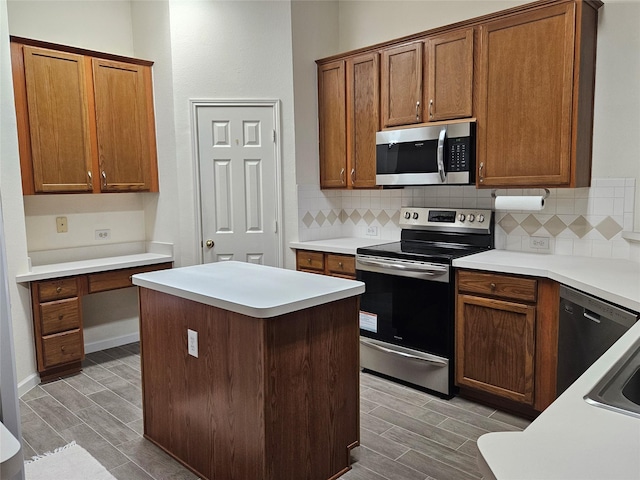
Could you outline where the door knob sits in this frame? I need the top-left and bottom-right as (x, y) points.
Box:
(205, 239), (214, 248)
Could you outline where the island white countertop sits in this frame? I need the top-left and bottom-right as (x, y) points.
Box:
(453, 250), (640, 479)
(452, 250), (640, 312)
(132, 261), (365, 318)
(289, 237), (392, 255)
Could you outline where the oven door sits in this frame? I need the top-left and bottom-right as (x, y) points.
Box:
(356, 255), (454, 396)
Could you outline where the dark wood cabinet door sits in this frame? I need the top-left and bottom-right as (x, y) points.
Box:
(477, 3), (575, 187)
(22, 46), (93, 193)
(93, 59), (155, 192)
(347, 52), (379, 188)
(425, 28), (473, 122)
(381, 42), (423, 127)
(456, 294), (536, 405)
(318, 60), (347, 188)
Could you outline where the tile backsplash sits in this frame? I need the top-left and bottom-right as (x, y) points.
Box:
(297, 178), (636, 260)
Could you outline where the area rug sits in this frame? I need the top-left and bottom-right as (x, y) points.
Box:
(24, 441), (116, 480)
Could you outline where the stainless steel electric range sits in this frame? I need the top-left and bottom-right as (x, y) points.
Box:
(356, 207), (494, 398)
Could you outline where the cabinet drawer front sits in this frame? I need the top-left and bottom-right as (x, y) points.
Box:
(38, 278), (79, 302)
(88, 262), (172, 293)
(42, 330), (83, 368)
(296, 251), (325, 272)
(40, 298), (81, 335)
(458, 271), (537, 302)
(326, 254), (356, 277)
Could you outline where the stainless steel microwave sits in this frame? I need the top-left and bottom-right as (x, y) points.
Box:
(376, 121), (475, 186)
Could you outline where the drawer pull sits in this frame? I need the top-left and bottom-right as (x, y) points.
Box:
(58, 314), (64, 320)
(490, 283), (496, 290)
(307, 258), (312, 264)
(61, 345), (66, 353)
(338, 262), (343, 268)
(56, 286), (62, 293)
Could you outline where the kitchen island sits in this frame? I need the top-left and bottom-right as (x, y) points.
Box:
(131, 261), (365, 480)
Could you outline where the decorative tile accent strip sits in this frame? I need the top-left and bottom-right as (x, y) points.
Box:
(297, 178), (635, 259)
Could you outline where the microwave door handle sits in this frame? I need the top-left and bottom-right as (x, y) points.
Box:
(437, 127), (447, 183)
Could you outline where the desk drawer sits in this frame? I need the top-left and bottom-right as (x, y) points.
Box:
(88, 262), (173, 293)
(40, 297), (81, 335)
(42, 330), (83, 368)
(38, 278), (79, 302)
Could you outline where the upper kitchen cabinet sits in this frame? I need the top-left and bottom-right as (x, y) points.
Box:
(11, 37), (159, 195)
(424, 28), (474, 122)
(14, 46), (94, 193)
(92, 59), (157, 192)
(318, 60), (347, 188)
(476, 1), (602, 188)
(380, 42), (423, 128)
(318, 53), (379, 189)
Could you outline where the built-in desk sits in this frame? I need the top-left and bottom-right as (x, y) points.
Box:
(17, 246), (173, 381)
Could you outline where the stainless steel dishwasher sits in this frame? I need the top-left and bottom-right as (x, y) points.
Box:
(557, 285), (639, 395)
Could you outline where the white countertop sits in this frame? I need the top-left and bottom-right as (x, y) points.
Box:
(289, 237), (392, 255)
(15, 242), (174, 283)
(453, 250), (640, 479)
(131, 261), (365, 318)
(453, 250), (640, 313)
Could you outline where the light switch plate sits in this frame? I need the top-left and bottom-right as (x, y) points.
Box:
(188, 329), (198, 358)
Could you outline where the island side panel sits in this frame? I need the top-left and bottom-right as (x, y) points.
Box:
(264, 296), (360, 480)
(139, 287), (266, 480)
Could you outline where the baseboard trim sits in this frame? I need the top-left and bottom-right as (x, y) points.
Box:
(18, 373), (40, 398)
(85, 333), (140, 354)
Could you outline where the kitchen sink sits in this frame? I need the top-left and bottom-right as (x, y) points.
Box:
(585, 337), (640, 419)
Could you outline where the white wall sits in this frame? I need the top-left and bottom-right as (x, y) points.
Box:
(167, 0), (298, 268)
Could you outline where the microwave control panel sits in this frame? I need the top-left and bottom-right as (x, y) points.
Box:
(447, 137), (471, 172)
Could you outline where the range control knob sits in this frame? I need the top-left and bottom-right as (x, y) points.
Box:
(478, 214), (485, 223)
(468, 214), (476, 223)
(413, 212), (419, 220)
(458, 213), (466, 222)
(404, 211), (411, 219)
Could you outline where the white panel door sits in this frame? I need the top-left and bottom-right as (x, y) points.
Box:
(196, 103), (279, 266)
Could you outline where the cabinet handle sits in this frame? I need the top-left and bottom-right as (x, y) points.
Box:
(351, 168), (355, 184)
(479, 162), (485, 183)
(340, 168), (345, 184)
(58, 314), (64, 320)
(429, 99), (433, 119)
(61, 345), (66, 353)
(87, 171), (92, 188)
(56, 286), (62, 294)
(338, 262), (343, 268)
(490, 283), (496, 290)
(307, 258), (312, 264)
(101, 170), (107, 187)
(415, 101), (421, 121)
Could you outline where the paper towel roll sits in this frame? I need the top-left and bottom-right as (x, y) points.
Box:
(494, 195), (545, 211)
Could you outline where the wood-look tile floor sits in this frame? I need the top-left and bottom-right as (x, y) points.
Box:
(20, 343), (530, 480)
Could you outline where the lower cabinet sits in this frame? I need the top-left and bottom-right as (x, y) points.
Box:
(295, 250), (356, 280)
(455, 270), (559, 412)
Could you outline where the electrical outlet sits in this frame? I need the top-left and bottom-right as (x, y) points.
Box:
(188, 329), (198, 358)
(530, 236), (550, 249)
(95, 229), (111, 241)
(366, 226), (379, 237)
(56, 216), (68, 233)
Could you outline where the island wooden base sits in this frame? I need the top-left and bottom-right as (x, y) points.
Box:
(139, 288), (360, 480)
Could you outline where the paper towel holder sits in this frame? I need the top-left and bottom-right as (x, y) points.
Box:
(490, 188), (550, 199)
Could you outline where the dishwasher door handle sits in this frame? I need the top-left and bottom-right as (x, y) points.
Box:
(584, 310), (601, 324)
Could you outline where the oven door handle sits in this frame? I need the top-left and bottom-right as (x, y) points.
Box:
(357, 257), (447, 275)
(360, 339), (447, 367)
